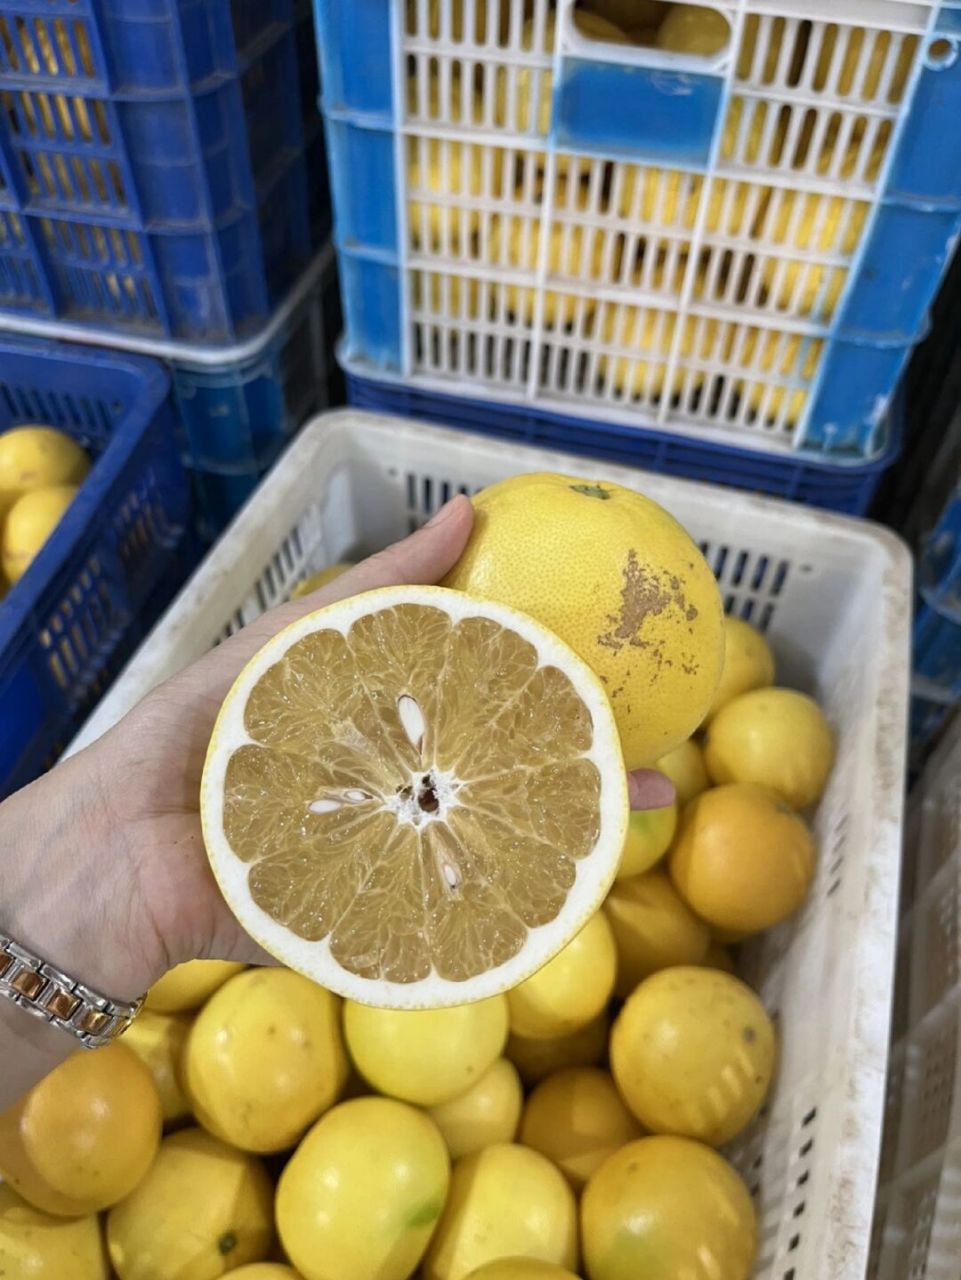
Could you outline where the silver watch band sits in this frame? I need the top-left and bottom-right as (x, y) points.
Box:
(0, 930), (143, 1049)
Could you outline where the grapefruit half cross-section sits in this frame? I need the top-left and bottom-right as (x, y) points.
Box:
(201, 585), (628, 1008)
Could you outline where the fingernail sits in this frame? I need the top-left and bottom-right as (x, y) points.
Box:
(425, 497), (459, 528)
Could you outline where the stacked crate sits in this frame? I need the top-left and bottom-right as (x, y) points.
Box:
(318, 0), (961, 511)
(0, 0), (341, 791)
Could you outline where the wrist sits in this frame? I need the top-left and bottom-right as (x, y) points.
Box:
(0, 745), (163, 1004)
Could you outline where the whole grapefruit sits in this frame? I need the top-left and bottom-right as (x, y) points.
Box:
(443, 473), (724, 767)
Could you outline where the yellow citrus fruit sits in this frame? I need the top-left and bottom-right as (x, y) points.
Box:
(277, 1097), (450, 1280)
(184, 967), (348, 1153)
(730, 327), (823, 427)
(494, 211), (610, 328)
(507, 1011), (610, 1087)
(408, 0), (513, 45)
(467, 1263), (580, 1280)
(581, 1135), (757, 1280)
(408, 139), (505, 256)
(290, 561), (354, 599)
(705, 616), (775, 722)
(444, 473), (723, 769)
(581, 0), (666, 31)
(344, 997), (508, 1106)
(704, 687), (835, 809)
(0, 425), (88, 508)
(603, 867), (710, 997)
(507, 912), (616, 1040)
(656, 3), (730, 54)
(669, 781), (816, 933)
(574, 9), (630, 41)
(2, 484), (78, 583)
(427, 1057), (523, 1159)
(0, 1044), (161, 1216)
(611, 967), (775, 1145)
(757, 189), (869, 319)
(598, 296), (719, 403)
(0, 1181), (107, 1279)
(655, 738), (708, 807)
(201, 585), (628, 1006)
(423, 1143), (578, 1280)
(520, 1067), (641, 1190)
(230, 1268), (303, 1280)
(617, 802), (677, 879)
(144, 960), (245, 1013)
(106, 1128), (273, 1280)
(123, 1009), (193, 1125)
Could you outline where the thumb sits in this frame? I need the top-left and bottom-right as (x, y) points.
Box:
(316, 494), (475, 603)
(627, 769), (676, 810)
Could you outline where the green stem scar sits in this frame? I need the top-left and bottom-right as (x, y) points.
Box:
(570, 484), (611, 500)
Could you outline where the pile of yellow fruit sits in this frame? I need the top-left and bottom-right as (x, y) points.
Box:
(0, 425), (90, 602)
(404, 0), (914, 426)
(0, 566), (834, 1280)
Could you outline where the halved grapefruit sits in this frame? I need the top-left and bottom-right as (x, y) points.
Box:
(201, 586), (628, 1008)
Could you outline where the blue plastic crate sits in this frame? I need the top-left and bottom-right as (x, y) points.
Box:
(908, 688), (955, 774)
(0, 0), (325, 344)
(913, 594), (961, 697)
(0, 336), (192, 799)
(317, 0), (961, 463)
(346, 366), (899, 515)
(918, 487), (961, 614)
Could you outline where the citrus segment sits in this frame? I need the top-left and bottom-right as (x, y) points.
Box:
(201, 586), (628, 1007)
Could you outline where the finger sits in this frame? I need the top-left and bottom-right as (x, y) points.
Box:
(627, 769), (676, 810)
(184, 495), (475, 703)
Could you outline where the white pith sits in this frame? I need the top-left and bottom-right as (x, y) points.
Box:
(201, 584), (628, 1009)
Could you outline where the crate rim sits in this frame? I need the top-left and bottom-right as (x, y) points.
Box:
(0, 339), (173, 656)
(0, 246), (335, 370)
(341, 348), (903, 472)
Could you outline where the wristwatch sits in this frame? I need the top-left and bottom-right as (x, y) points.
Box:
(0, 930), (143, 1049)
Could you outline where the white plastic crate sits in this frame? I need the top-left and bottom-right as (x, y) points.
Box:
(322, 0), (961, 455)
(70, 410), (911, 1280)
(869, 708), (961, 1280)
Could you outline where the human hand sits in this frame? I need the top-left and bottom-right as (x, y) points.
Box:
(1, 493), (675, 1020)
